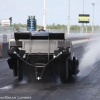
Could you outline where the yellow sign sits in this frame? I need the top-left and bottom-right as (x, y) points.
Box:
(78, 14), (90, 23)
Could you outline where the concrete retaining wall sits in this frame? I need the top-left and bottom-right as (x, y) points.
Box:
(0, 42), (9, 58)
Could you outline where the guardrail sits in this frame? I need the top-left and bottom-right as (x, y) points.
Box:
(0, 34), (14, 42)
(0, 42), (9, 58)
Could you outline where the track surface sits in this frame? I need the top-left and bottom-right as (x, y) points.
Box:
(0, 44), (100, 100)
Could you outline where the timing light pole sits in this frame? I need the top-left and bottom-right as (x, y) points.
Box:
(92, 3), (95, 34)
(82, 0), (84, 33)
(43, 0), (46, 30)
(67, 0), (70, 34)
(83, 0), (84, 14)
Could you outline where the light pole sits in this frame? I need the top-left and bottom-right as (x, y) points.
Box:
(92, 3), (95, 34)
(43, 0), (46, 30)
(83, 0), (84, 14)
(67, 0), (70, 34)
(82, 0), (84, 33)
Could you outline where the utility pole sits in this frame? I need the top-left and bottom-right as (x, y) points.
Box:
(86, 24), (87, 33)
(82, 0), (84, 33)
(92, 3), (95, 34)
(43, 0), (46, 30)
(67, 0), (70, 34)
(83, 0), (84, 14)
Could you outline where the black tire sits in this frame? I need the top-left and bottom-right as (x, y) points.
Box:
(17, 60), (23, 81)
(76, 60), (79, 74)
(68, 59), (73, 77)
(7, 58), (18, 76)
(13, 65), (18, 76)
(61, 59), (69, 82)
(73, 57), (79, 76)
(55, 59), (69, 83)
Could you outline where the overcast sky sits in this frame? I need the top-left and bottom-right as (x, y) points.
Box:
(0, 0), (99, 26)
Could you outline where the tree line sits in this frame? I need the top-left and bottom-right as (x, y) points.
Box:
(13, 23), (100, 32)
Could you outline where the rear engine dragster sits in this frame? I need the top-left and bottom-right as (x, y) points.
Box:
(7, 31), (79, 82)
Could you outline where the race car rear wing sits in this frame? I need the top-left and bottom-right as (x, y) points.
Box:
(14, 32), (64, 40)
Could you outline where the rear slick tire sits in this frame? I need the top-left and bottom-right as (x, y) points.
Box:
(73, 57), (79, 76)
(17, 60), (23, 81)
(56, 59), (69, 83)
